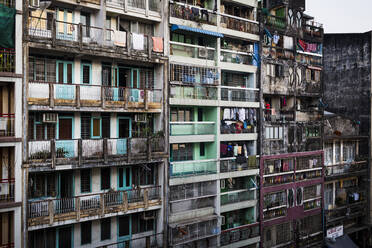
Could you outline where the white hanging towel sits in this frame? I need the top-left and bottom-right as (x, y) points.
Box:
(114, 30), (127, 47)
(132, 33), (144, 50)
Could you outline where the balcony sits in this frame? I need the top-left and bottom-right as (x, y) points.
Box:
(220, 49), (256, 71)
(170, 2), (217, 27)
(220, 14), (259, 39)
(27, 136), (166, 170)
(169, 84), (218, 106)
(0, 178), (14, 204)
(97, 233), (163, 248)
(170, 121), (215, 143)
(170, 41), (216, 66)
(27, 185), (161, 227)
(220, 223), (259, 247)
(0, 48), (15, 74)
(28, 82), (162, 112)
(27, 16), (164, 59)
(169, 217), (219, 246)
(169, 159), (217, 178)
(265, 15), (286, 30)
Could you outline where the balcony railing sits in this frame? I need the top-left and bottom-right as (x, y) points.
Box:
(170, 41), (216, 60)
(169, 218), (219, 245)
(0, 114), (14, 137)
(0, 179), (14, 203)
(220, 49), (253, 65)
(266, 15), (286, 29)
(325, 161), (368, 177)
(27, 136), (166, 167)
(0, 48), (15, 73)
(97, 233), (163, 248)
(220, 223), (259, 246)
(170, 84), (218, 101)
(28, 186), (161, 226)
(28, 16), (164, 55)
(220, 157), (258, 173)
(220, 13), (259, 34)
(170, 122), (215, 136)
(220, 86), (258, 102)
(170, 159), (217, 178)
(28, 82), (162, 110)
(221, 189), (255, 205)
(170, 2), (217, 25)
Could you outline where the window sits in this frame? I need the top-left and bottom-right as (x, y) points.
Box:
(100, 218), (111, 241)
(200, 143), (205, 156)
(92, 117), (101, 138)
(171, 143), (193, 161)
(118, 216), (130, 237)
(81, 63), (91, 84)
(81, 221), (92, 245)
(80, 12), (90, 37)
(80, 169), (91, 193)
(101, 167), (110, 190)
(29, 173), (56, 198)
(81, 114), (91, 139)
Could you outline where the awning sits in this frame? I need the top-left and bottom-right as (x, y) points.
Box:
(171, 24), (223, 38)
(326, 235), (358, 248)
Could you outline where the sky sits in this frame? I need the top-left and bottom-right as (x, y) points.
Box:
(305, 0), (372, 34)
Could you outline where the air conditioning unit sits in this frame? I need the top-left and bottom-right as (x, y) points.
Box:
(135, 114), (147, 123)
(0, 183), (9, 196)
(199, 48), (208, 58)
(29, 0), (40, 7)
(43, 113), (58, 123)
(142, 211), (155, 220)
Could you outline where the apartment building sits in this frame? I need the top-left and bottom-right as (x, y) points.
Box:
(323, 113), (369, 247)
(23, 0), (168, 247)
(0, 0), (23, 247)
(323, 31), (372, 247)
(259, 0), (324, 247)
(167, 0), (260, 247)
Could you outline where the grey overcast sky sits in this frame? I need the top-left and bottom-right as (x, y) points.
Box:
(305, 0), (372, 34)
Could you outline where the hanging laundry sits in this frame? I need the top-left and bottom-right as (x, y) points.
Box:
(238, 108), (245, 122)
(223, 108), (230, 120)
(273, 35), (280, 45)
(132, 33), (144, 50)
(152, 37), (163, 53)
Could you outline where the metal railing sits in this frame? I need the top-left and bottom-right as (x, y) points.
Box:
(220, 86), (258, 102)
(170, 122), (215, 136)
(0, 48), (15, 73)
(27, 136), (166, 165)
(28, 82), (162, 108)
(170, 41), (216, 60)
(170, 2), (217, 25)
(28, 186), (161, 221)
(170, 159), (217, 178)
(221, 190), (255, 205)
(97, 233), (164, 248)
(266, 15), (286, 29)
(169, 84), (218, 101)
(220, 49), (253, 65)
(0, 179), (14, 202)
(220, 13), (259, 34)
(220, 224), (259, 246)
(220, 157), (258, 173)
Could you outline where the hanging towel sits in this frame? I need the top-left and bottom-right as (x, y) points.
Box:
(273, 35), (280, 45)
(114, 30), (127, 47)
(132, 33), (144, 50)
(233, 145), (238, 156)
(238, 108), (245, 122)
(152, 37), (163, 53)
(223, 108), (231, 120)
